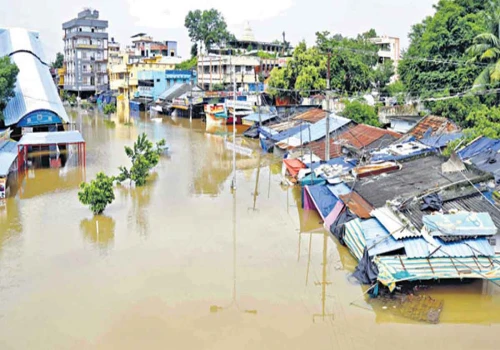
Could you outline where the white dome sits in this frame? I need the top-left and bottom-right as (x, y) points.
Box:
(241, 22), (255, 42)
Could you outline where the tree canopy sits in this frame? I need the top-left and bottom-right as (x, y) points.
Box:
(184, 9), (234, 52)
(51, 52), (64, 69)
(339, 100), (381, 127)
(267, 30), (387, 97)
(0, 56), (19, 120)
(398, 0), (488, 98)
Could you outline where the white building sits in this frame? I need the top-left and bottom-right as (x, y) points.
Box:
(370, 36), (401, 82)
(197, 55), (261, 91)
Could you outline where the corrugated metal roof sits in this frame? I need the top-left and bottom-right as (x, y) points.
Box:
(277, 115), (352, 149)
(18, 131), (84, 146)
(243, 112), (277, 123)
(353, 155), (485, 208)
(158, 83), (189, 101)
(338, 124), (401, 149)
(408, 115), (460, 139)
(362, 218), (405, 257)
(0, 152), (17, 177)
(0, 28), (69, 126)
(344, 219), (367, 261)
(403, 237), (495, 259)
(423, 212), (497, 237)
(339, 191), (373, 219)
(371, 207), (421, 239)
(401, 191), (500, 231)
(292, 108), (328, 123)
(458, 137), (500, 160)
(375, 254), (500, 288)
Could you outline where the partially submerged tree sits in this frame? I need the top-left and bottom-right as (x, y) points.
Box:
(0, 56), (19, 120)
(78, 172), (115, 215)
(117, 133), (166, 187)
(103, 103), (116, 115)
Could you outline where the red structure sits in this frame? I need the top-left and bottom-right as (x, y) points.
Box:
(17, 131), (86, 171)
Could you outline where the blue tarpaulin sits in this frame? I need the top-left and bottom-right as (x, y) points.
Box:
(306, 184), (339, 219)
(423, 212), (497, 237)
(420, 133), (463, 148)
(458, 137), (500, 160)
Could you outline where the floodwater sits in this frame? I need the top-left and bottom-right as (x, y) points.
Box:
(0, 106), (500, 350)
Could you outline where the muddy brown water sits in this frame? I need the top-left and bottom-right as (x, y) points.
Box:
(0, 107), (499, 349)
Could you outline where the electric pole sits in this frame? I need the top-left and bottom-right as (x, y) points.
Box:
(325, 51), (331, 161)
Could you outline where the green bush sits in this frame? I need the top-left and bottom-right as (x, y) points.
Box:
(78, 172), (115, 215)
(103, 103), (116, 115)
(340, 100), (380, 127)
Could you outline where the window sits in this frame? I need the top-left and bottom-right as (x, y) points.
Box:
(156, 79), (160, 82)
(79, 28), (82, 32)
(91, 28), (95, 33)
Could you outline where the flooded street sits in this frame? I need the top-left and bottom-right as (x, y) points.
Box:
(0, 108), (500, 349)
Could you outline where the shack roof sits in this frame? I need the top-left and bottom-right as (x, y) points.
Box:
(18, 131), (85, 146)
(158, 83), (191, 101)
(352, 155), (487, 208)
(276, 115), (352, 149)
(400, 190), (500, 231)
(338, 124), (401, 150)
(0, 149), (17, 177)
(292, 108), (328, 123)
(408, 115), (460, 139)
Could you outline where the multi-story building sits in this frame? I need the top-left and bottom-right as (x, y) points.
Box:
(108, 37), (120, 67)
(62, 9), (109, 96)
(109, 52), (182, 98)
(370, 36), (401, 82)
(128, 33), (177, 58)
(197, 55), (261, 91)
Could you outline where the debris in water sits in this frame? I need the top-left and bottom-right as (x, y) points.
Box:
(372, 294), (443, 324)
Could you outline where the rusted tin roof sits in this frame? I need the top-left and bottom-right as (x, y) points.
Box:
(339, 191), (374, 219)
(306, 138), (343, 160)
(338, 124), (401, 149)
(292, 108), (328, 123)
(409, 115), (460, 139)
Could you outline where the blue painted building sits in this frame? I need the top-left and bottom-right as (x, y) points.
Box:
(138, 70), (197, 99)
(0, 28), (69, 137)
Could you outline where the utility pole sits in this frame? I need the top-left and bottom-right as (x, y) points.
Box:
(189, 70), (193, 123)
(325, 51), (331, 161)
(231, 48), (237, 191)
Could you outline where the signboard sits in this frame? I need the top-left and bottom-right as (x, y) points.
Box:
(22, 127), (33, 135)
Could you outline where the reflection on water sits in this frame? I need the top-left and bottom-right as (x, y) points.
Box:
(0, 106), (500, 349)
(80, 215), (116, 251)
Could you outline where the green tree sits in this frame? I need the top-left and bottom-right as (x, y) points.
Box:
(467, 0), (500, 89)
(211, 83), (225, 91)
(340, 100), (380, 127)
(185, 9), (234, 52)
(51, 52), (64, 69)
(373, 60), (395, 88)
(0, 56), (19, 120)
(190, 43), (198, 58)
(78, 172), (115, 215)
(176, 56), (198, 70)
(103, 103), (116, 115)
(118, 133), (166, 187)
(398, 0), (488, 98)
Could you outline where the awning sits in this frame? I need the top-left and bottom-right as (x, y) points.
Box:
(18, 131), (85, 146)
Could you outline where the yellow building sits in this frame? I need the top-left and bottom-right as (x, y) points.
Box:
(109, 52), (179, 98)
(57, 67), (66, 93)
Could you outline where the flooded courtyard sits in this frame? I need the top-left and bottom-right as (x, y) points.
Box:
(0, 107), (499, 349)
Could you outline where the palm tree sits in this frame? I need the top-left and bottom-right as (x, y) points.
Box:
(467, 0), (500, 89)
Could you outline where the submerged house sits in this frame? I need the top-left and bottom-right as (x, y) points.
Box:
(0, 28), (69, 138)
(300, 150), (500, 291)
